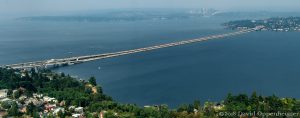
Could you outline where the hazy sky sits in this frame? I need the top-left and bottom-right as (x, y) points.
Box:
(0, 0), (300, 15)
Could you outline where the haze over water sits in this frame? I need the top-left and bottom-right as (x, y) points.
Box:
(1, 11), (300, 107)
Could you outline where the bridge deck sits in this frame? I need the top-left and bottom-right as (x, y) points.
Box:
(1, 27), (260, 69)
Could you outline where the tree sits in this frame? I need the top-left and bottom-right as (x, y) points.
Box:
(137, 107), (160, 118)
(8, 102), (19, 116)
(88, 102), (103, 112)
(159, 105), (170, 118)
(1, 101), (11, 109)
(203, 102), (216, 117)
(26, 102), (36, 116)
(96, 86), (103, 94)
(85, 87), (92, 94)
(61, 73), (65, 77)
(292, 100), (300, 111)
(7, 89), (13, 97)
(33, 111), (40, 118)
(58, 110), (66, 118)
(30, 68), (36, 75)
(104, 111), (117, 118)
(177, 104), (188, 112)
(89, 77), (97, 86)
(225, 93), (233, 104)
(193, 100), (201, 111)
(187, 104), (194, 113)
(47, 112), (54, 118)
(266, 95), (282, 111)
(250, 92), (259, 110)
(13, 90), (21, 99)
(23, 71), (33, 82)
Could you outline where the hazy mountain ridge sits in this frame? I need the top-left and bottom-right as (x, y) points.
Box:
(16, 9), (300, 22)
(16, 9), (219, 22)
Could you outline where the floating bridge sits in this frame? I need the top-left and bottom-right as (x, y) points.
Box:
(1, 27), (263, 70)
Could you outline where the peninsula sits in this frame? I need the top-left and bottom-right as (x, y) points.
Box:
(224, 17), (300, 31)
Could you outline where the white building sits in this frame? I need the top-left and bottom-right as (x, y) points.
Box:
(25, 98), (44, 107)
(72, 114), (81, 118)
(53, 107), (65, 115)
(74, 107), (84, 114)
(0, 89), (8, 99)
(43, 96), (58, 103)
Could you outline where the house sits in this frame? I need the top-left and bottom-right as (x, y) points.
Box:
(144, 105), (151, 108)
(99, 112), (104, 118)
(43, 96), (58, 103)
(213, 103), (224, 110)
(45, 104), (57, 112)
(53, 107), (65, 115)
(69, 106), (76, 110)
(0, 110), (7, 117)
(18, 95), (27, 102)
(0, 89), (8, 99)
(99, 111), (107, 118)
(19, 106), (27, 113)
(0, 98), (12, 102)
(74, 107), (84, 114)
(59, 101), (66, 106)
(33, 93), (43, 98)
(72, 113), (81, 118)
(25, 98), (43, 107)
(193, 108), (199, 113)
(46, 76), (53, 80)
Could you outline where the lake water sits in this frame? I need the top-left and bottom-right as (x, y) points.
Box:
(1, 14), (300, 108)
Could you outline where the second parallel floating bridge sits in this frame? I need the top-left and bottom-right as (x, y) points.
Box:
(2, 26), (264, 69)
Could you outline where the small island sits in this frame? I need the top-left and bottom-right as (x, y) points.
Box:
(224, 17), (300, 31)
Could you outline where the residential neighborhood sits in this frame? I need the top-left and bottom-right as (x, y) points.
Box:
(0, 90), (86, 117)
(224, 17), (300, 32)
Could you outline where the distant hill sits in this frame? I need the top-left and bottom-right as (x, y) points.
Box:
(16, 9), (220, 22)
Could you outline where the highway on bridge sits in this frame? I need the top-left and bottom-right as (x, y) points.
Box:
(1, 27), (262, 70)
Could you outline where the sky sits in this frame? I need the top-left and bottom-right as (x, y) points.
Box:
(0, 0), (300, 16)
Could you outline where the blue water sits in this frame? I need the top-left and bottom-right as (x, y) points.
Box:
(1, 15), (300, 108)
